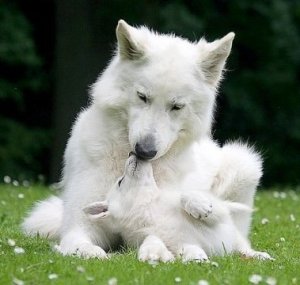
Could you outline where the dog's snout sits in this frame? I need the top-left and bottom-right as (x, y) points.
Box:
(135, 135), (157, 160)
(136, 144), (157, 160)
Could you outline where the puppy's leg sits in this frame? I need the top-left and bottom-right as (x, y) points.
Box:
(138, 235), (174, 263)
(235, 231), (274, 260)
(181, 192), (213, 220)
(211, 142), (262, 237)
(177, 244), (208, 263)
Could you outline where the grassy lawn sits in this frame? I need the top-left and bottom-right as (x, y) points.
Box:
(0, 184), (299, 285)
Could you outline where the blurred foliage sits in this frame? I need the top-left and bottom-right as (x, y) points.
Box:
(157, 0), (300, 186)
(209, 0), (300, 186)
(0, 0), (299, 185)
(0, 2), (51, 181)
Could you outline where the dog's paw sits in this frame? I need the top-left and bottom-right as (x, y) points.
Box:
(179, 244), (208, 263)
(181, 193), (212, 219)
(138, 243), (175, 263)
(55, 242), (108, 259)
(242, 250), (274, 261)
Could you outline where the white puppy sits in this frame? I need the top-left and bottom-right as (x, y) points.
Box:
(83, 154), (273, 262)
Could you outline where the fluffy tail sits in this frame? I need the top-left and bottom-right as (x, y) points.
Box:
(22, 196), (63, 239)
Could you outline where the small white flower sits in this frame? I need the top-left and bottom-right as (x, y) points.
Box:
(53, 244), (61, 252)
(4, 176), (11, 184)
(76, 266), (85, 273)
(12, 277), (24, 285)
(86, 276), (94, 282)
(48, 273), (58, 280)
(38, 174), (45, 182)
(18, 193), (24, 199)
(291, 193), (299, 201)
(266, 276), (277, 285)
(279, 192), (287, 199)
(273, 191), (279, 198)
(22, 180), (30, 187)
(261, 218), (269, 225)
(12, 180), (19, 187)
(198, 280), (209, 285)
(108, 277), (118, 285)
(280, 237), (285, 242)
(249, 274), (262, 284)
(210, 261), (219, 267)
(174, 277), (182, 283)
(147, 259), (159, 267)
(8, 239), (16, 246)
(290, 214), (296, 222)
(48, 259), (54, 264)
(14, 247), (25, 254)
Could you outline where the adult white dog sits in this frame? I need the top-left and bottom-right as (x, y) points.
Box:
(23, 20), (264, 260)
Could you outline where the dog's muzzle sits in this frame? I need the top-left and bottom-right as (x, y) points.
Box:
(135, 135), (157, 160)
(126, 153), (138, 175)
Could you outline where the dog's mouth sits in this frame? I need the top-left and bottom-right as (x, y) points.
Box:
(126, 152), (138, 175)
(125, 152), (153, 180)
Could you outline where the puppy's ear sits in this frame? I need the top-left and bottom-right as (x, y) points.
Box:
(83, 201), (110, 220)
(116, 19), (144, 60)
(198, 32), (235, 87)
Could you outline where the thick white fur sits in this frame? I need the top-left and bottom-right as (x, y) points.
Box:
(22, 196), (63, 239)
(22, 20), (265, 259)
(84, 155), (272, 262)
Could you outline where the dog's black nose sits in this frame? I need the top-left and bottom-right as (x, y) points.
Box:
(135, 135), (157, 160)
(135, 143), (157, 159)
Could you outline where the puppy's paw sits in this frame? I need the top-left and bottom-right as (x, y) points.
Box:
(138, 243), (174, 263)
(242, 250), (274, 261)
(179, 244), (208, 263)
(181, 193), (212, 219)
(55, 242), (108, 259)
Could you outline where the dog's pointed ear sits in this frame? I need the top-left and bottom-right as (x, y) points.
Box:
(116, 19), (144, 60)
(83, 201), (110, 220)
(199, 32), (235, 87)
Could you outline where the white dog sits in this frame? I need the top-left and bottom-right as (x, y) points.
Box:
(22, 20), (266, 260)
(83, 154), (272, 262)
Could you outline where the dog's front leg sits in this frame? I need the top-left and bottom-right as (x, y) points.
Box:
(138, 235), (174, 263)
(55, 225), (108, 259)
(177, 244), (208, 263)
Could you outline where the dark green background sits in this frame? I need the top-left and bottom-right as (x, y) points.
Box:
(1, 0), (299, 187)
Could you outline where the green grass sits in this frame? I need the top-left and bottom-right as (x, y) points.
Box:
(0, 184), (299, 285)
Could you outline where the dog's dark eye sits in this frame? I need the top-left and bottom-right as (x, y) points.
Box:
(137, 91), (148, 103)
(118, 177), (124, 187)
(171, 103), (185, 111)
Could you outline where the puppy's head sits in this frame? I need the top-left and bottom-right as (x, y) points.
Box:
(83, 153), (156, 221)
(119, 152), (156, 188)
